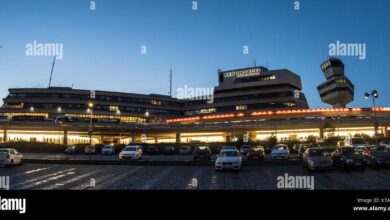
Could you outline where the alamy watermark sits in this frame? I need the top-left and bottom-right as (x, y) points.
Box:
(176, 85), (214, 103)
(329, 40), (366, 60)
(277, 173), (314, 190)
(0, 176), (10, 190)
(26, 41), (64, 59)
(0, 196), (26, 214)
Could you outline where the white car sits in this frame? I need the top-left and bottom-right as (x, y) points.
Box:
(215, 150), (242, 171)
(101, 145), (115, 155)
(119, 145), (142, 160)
(220, 146), (238, 154)
(271, 144), (289, 160)
(0, 148), (23, 166)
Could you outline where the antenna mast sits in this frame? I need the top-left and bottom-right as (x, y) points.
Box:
(48, 56), (56, 88)
(169, 64), (172, 97)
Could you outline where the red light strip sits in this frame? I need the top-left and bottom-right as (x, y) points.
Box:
(165, 107), (389, 123)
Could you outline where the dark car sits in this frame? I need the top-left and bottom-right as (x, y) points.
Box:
(163, 146), (175, 155)
(363, 145), (390, 169)
(64, 145), (79, 154)
(298, 145), (310, 159)
(193, 146), (211, 160)
(247, 146), (265, 160)
(239, 145), (251, 155)
(145, 146), (159, 155)
(331, 147), (367, 170)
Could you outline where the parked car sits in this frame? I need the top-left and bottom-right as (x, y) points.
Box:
(145, 145), (159, 155)
(179, 146), (192, 155)
(239, 145), (251, 155)
(84, 146), (96, 154)
(247, 146), (265, 160)
(0, 148), (23, 166)
(193, 146), (211, 160)
(331, 147), (367, 170)
(64, 145), (79, 154)
(220, 146), (238, 154)
(101, 145), (115, 155)
(302, 148), (333, 171)
(119, 145), (142, 160)
(298, 144), (310, 159)
(271, 144), (289, 160)
(379, 140), (390, 149)
(163, 146), (175, 155)
(363, 145), (390, 169)
(215, 150), (242, 171)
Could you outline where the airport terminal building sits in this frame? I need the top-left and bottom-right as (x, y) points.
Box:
(0, 64), (389, 145)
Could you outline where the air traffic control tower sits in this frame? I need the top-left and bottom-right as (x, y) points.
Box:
(317, 58), (354, 108)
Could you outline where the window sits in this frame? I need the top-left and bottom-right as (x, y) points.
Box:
(236, 105), (247, 110)
(151, 100), (162, 105)
(109, 106), (119, 112)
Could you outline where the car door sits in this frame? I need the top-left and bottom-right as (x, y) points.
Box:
(9, 150), (18, 163)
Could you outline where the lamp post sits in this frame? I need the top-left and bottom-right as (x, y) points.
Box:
(364, 90), (379, 142)
(87, 102), (94, 160)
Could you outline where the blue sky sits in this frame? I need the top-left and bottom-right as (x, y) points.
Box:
(0, 0), (389, 108)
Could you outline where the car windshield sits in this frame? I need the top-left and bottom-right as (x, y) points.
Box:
(250, 147), (263, 152)
(273, 145), (287, 150)
(309, 149), (324, 156)
(124, 147), (136, 151)
(241, 146), (250, 149)
(197, 146), (209, 150)
(103, 146), (111, 149)
(372, 145), (388, 152)
(0, 150), (8, 155)
(220, 151), (239, 157)
(223, 146), (236, 150)
(342, 148), (360, 155)
(180, 146), (189, 149)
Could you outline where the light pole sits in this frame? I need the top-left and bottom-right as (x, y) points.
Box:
(364, 90), (379, 142)
(87, 102), (94, 160)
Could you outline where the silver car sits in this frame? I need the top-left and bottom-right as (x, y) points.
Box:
(302, 147), (333, 171)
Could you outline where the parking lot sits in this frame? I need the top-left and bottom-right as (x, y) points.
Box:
(22, 152), (299, 161)
(2, 163), (390, 190)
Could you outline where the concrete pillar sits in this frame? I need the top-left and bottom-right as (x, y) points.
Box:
(382, 126), (388, 137)
(131, 134), (136, 143)
(3, 129), (7, 143)
(63, 130), (68, 145)
(154, 137), (158, 144)
(101, 135), (105, 144)
(176, 132), (181, 144)
(319, 128), (324, 140)
(249, 132), (257, 142)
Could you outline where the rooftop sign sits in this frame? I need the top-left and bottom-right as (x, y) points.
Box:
(222, 67), (264, 78)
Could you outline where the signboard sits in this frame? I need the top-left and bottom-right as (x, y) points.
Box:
(222, 67), (263, 78)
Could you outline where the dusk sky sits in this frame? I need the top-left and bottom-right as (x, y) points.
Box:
(0, 0), (389, 108)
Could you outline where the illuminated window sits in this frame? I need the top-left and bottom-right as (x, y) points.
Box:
(109, 106), (119, 112)
(151, 100), (162, 105)
(236, 105), (247, 110)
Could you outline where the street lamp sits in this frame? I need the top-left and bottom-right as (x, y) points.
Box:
(87, 101), (94, 160)
(30, 106), (34, 112)
(364, 90), (379, 141)
(57, 107), (62, 113)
